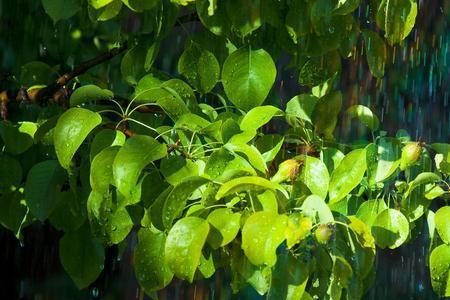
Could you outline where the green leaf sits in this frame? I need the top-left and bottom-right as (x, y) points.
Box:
(90, 146), (120, 191)
(222, 48), (276, 111)
(329, 148), (366, 204)
(224, 142), (267, 173)
(0, 121), (37, 155)
(41, 0), (81, 22)
(216, 176), (277, 199)
(301, 195), (334, 224)
(113, 135), (166, 198)
(429, 244), (450, 297)
(135, 79), (192, 121)
(371, 208), (409, 249)
(240, 105), (282, 131)
(356, 199), (387, 227)
(122, 0), (158, 11)
(196, 0), (230, 35)
(255, 135), (284, 162)
(0, 154), (22, 194)
(435, 206), (450, 244)
(134, 228), (173, 292)
(87, 190), (134, 244)
(299, 155), (330, 199)
(0, 191), (28, 236)
(54, 108), (102, 169)
(160, 156), (202, 185)
(121, 44), (148, 85)
(206, 208), (241, 249)
(404, 172), (441, 199)
(267, 252), (309, 300)
(377, 0), (417, 45)
(225, 0), (261, 36)
(20, 61), (57, 86)
(165, 217), (210, 282)
(178, 42), (220, 94)
(25, 160), (67, 221)
(88, 0), (122, 21)
(162, 176), (210, 228)
(241, 211), (288, 266)
(89, 0), (114, 9)
(345, 105), (379, 131)
(362, 30), (386, 78)
(285, 94), (318, 125)
(59, 225), (105, 289)
(312, 91), (342, 139)
(90, 129), (126, 160)
(367, 137), (401, 184)
(70, 85), (114, 107)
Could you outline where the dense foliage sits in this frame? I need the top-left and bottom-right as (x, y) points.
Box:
(1, 0), (449, 299)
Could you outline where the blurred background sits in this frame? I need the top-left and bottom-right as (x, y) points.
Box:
(1, 0), (449, 299)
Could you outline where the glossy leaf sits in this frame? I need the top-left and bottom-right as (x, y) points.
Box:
(165, 217), (210, 282)
(70, 85), (113, 106)
(345, 105), (379, 131)
(240, 105), (282, 131)
(329, 148), (367, 204)
(134, 228), (173, 293)
(241, 211), (288, 266)
(222, 48), (276, 111)
(371, 209), (409, 249)
(113, 135), (166, 198)
(301, 195), (334, 224)
(216, 176), (277, 200)
(162, 176), (210, 228)
(429, 244), (450, 297)
(54, 108), (102, 169)
(178, 42), (220, 94)
(299, 155), (330, 199)
(435, 206), (450, 244)
(206, 208), (241, 249)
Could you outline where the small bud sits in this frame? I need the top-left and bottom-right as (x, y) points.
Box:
(271, 159), (300, 183)
(400, 142), (423, 170)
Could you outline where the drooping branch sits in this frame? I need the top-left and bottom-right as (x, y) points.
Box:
(35, 42), (128, 101)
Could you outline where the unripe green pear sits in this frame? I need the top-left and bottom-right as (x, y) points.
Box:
(400, 142), (423, 170)
(314, 224), (334, 244)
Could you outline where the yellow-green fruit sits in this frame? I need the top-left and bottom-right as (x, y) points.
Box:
(314, 224), (333, 244)
(400, 142), (423, 170)
(271, 159), (300, 183)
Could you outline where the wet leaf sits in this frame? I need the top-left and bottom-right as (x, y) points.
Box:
(329, 148), (366, 204)
(222, 47), (276, 111)
(371, 208), (409, 249)
(165, 217), (210, 282)
(54, 108), (102, 169)
(241, 211), (288, 266)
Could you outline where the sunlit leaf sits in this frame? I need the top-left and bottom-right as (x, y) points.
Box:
(165, 217), (210, 282)
(54, 108), (102, 169)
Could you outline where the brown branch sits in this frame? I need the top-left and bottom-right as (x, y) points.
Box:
(36, 42), (128, 101)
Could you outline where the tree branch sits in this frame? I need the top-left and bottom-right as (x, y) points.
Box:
(36, 42), (128, 101)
